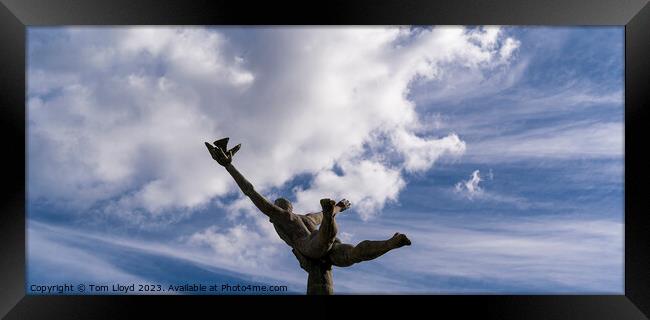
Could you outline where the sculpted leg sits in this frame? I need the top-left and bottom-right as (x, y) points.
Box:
(328, 233), (411, 267)
(299, 207), (339, 259)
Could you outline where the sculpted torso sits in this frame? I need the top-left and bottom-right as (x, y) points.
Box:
(205, 137), (411, 294)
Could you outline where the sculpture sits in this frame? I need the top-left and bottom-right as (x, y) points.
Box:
(205, 137), (411, 295)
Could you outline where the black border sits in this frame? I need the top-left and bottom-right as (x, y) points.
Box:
(1, 0), (649, 318)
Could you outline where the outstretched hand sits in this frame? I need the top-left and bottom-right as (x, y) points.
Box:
(205, 137), (241, 167)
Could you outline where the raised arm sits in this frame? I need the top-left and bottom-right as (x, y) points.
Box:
(205, 138), (287, 220)
(224, 163), (286, 218)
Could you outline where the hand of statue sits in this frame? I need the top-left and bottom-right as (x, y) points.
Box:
(205, 137), (241, 167)
(335, 199), (351, 212)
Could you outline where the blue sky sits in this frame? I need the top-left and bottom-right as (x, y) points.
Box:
(27, 26), (623, 294)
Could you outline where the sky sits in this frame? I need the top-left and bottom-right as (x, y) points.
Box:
(26, 26), (624, 294)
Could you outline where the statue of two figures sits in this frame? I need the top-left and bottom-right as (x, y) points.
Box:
(205, 138), (411, 295)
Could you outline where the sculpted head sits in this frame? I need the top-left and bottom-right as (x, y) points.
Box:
(274, 197), (293, 212)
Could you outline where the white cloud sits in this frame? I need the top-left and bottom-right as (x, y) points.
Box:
(293, 159), (406, 220)
(393, 130), (466, 172)
(26, 27), (624, 294)
(499, 37), (520, 63)
(406, 26), (524, 105)
(454, 169), (536, 208)
(455, 170), (483, 199)
(454, 169), (539, 209)
(187, 223), (281, 268)
(28, 26), (521, 224)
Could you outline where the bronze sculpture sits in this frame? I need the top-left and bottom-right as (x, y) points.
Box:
(205, 138), (411, 295)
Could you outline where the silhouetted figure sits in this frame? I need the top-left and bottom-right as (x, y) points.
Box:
(205, 137), (411, 294)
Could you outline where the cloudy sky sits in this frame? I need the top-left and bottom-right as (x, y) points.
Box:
(27, 26), (624, 294)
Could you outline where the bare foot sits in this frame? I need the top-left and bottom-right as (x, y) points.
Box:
(391, 232), (412, 247)
(320, 198), (336, 217)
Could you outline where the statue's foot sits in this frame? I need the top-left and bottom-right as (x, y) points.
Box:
(320, 198), (336, 217)
(391, 232), (412, 247)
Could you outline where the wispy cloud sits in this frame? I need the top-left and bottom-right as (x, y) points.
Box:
(26, 26), (624, 294)
(28, 220), (306, 291)
(28, 223), (147, 285)
(466, 121), (623, 162)
(29, 210), (623, 294)
(28, 26), (521, 224)
(455, 170), (483, 199)
(331, 214), (623, 293)
(453, 169), (534, 209)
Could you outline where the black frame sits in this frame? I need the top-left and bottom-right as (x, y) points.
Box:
(1, 0), (648, 318)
